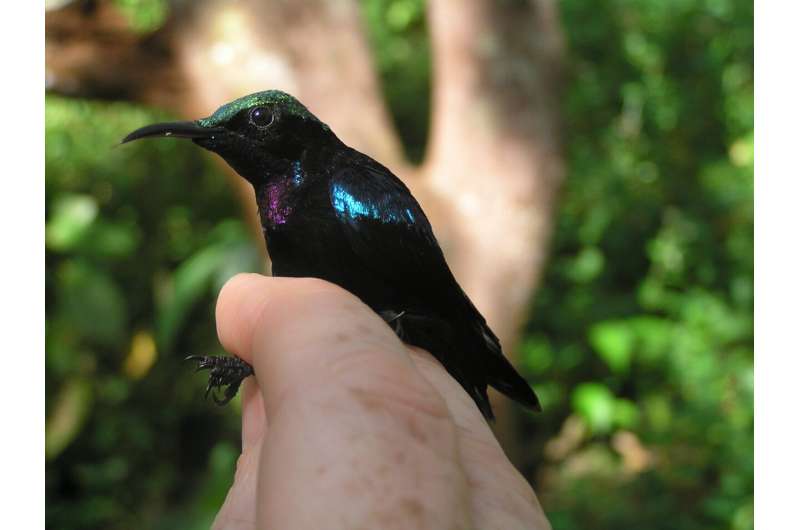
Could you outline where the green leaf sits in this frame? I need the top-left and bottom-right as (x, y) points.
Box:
(79, 220), (141, 259)
(46, 194), (98, 251)
(565, 246), (605, 283)
(729, 133), (754, 168)
(156, 244), (230, 352)
(156, 220), (258, 351)
(572, 382), (616, 434)
(589, 320), (635, 374)
(613, 398), (640, 429)
(59, 261), (128, 348)
(643, 394), (673, 432)
(113, 0), (169, 33)
(519, 335), (554, 375)
(46, 378), (93, 460)
(629, 316), (673, 363)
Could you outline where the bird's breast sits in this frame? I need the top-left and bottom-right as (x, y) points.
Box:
(256, 162), (305, 230)
(260, 181), (294, 228)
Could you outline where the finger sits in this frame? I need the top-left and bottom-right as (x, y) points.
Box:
(211, 446), (261, 530)
(240, 378), (267, 450)
(211, 380), (266, 530)
(215, 274), (473, 530)
(408, 348), (551, 530)
(215, 273), (275, 366)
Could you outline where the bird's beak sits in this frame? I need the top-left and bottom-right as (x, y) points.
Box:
(121, 121), (225, 144)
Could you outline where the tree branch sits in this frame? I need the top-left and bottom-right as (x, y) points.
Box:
(422, 0), (565, 457)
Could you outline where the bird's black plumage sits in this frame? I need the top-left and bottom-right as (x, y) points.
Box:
(123, 90), (540, 420)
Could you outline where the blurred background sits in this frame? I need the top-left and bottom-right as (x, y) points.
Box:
(45, 1), (753, 529)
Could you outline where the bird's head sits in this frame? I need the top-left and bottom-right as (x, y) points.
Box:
(122, 90), (334, 183)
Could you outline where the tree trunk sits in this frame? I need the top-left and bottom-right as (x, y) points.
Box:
(46, 0), (564, 459)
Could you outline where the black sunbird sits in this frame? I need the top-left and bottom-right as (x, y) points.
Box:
(123, 90), (540, 420)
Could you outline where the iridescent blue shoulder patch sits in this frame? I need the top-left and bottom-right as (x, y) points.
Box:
(331, 182), (415, 224)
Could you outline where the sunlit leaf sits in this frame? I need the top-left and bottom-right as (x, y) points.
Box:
(613, 398), (640, 429)
(46, 194), (98, 251)
(643, 394), (673, 432)
(123, 330), (158, 380)
(565, 246), (605, 283)
(113, 0), (169, 33)
(46, 378), (93, 460)
(589, 320), (634, 374)
(519, 335), (554, 375)
(572, 382), (616, 434)
(629, 316), (673, 363)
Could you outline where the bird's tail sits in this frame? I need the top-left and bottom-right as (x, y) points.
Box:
(477, 323), (542, 413)
(484, 348), (542, 412)
(394, 312), (539, 420)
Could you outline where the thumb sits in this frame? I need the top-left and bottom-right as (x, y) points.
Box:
(215, 273), (428, 414)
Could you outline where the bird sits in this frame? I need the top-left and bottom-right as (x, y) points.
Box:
(122, 90), (540, 420)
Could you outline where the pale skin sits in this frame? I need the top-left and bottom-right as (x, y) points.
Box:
(211, 273), (551, 530)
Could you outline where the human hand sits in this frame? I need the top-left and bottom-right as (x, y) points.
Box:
(211, 273), (550, 530)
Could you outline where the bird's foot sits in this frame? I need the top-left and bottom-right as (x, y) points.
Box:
(184, 355), (254, 405)
(380, 309), (407, 339)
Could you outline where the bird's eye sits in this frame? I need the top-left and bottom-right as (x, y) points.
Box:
(248, 107), (274, 129)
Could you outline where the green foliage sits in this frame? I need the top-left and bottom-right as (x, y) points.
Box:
(362, 0), (431, 162)
(45, 1), (752, 529)
(520, 1), (753, 529)
(45, 96), (260, 530)
(113, 0), (168, 33)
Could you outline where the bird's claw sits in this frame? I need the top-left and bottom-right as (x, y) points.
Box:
(185, 355), (254, 406)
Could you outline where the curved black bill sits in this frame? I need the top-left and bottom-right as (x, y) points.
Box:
(121, 121), (224, 144)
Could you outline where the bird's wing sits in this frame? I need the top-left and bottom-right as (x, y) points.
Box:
(328, 161), (448, 301)
(328, 160), (541, 415)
